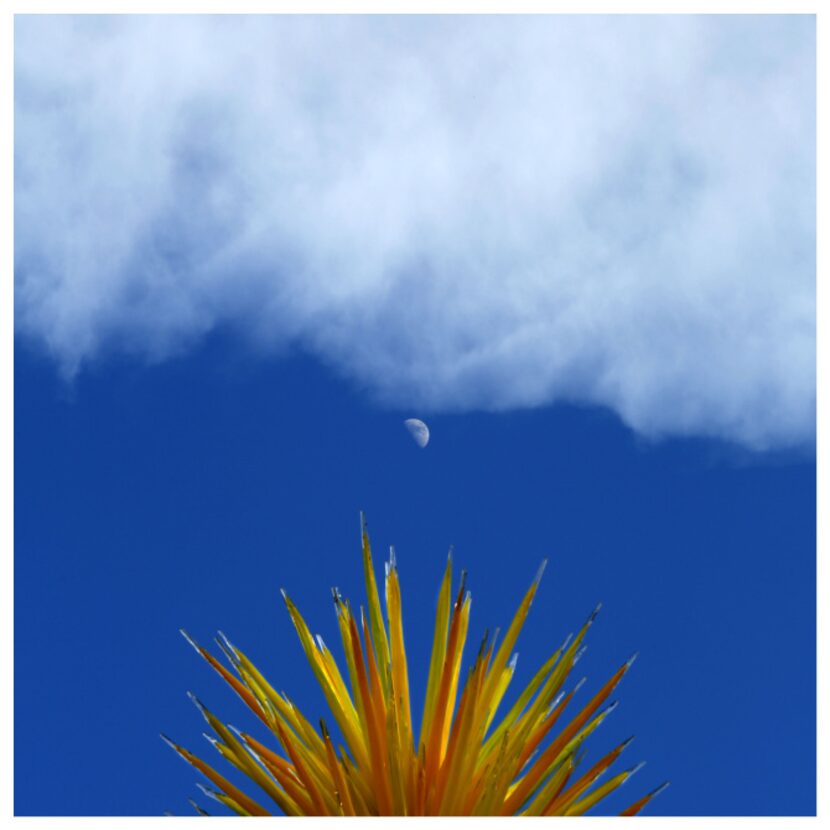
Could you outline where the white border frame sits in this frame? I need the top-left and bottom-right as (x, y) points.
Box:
(2, 1), (823, 824)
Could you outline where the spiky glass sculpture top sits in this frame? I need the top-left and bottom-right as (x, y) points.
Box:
(163, 518), (668, 815)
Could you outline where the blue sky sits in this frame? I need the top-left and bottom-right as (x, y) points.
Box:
(14, 14), (815, 817)
(15, 338), (815, 816)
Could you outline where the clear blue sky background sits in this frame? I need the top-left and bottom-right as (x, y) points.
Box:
(15, 333), (815, 816)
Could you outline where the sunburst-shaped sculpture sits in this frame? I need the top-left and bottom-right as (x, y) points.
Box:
(163, 516), (668, 815)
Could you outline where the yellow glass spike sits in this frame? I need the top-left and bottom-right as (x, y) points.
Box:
(360, 514), (391, 693)
(419, 553), (453, 745)
(564, 767), (633, 816)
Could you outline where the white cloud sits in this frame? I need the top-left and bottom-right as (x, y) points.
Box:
(14, 15), (815, 449)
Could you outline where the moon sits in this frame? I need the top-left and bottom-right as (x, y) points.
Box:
(404, 418), (430, 448)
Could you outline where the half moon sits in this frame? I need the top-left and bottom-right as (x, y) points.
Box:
(404, 418), (430, 448)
